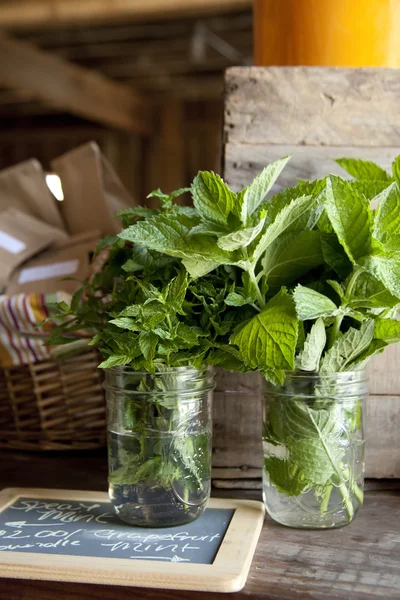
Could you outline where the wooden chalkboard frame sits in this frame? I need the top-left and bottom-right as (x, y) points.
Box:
(0, 487), (265, 593)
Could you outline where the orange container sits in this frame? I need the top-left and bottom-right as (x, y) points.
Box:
(254, 0), (400, 67)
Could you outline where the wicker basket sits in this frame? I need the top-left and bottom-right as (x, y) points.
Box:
(0, 349), (107, 451)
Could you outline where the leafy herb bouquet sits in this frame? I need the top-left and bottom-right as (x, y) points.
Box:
(48, 154), (400, 522)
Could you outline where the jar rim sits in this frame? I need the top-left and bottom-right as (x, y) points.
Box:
(105, 365), (214, 375)
(282, 369), (368, 381)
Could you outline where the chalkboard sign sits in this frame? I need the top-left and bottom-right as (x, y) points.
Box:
(0, 488), (264, 593)
(0, 496), (234, 564)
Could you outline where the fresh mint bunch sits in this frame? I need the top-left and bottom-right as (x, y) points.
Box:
(47, 154), (400, 520)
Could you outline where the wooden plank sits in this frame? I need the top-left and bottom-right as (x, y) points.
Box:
(0, 488), (399, 599)
(213, 371), (262, 472)
(212, 468), (262, 479)
(368, 344), (400, 395)
(224, 143), (399, 192)
(0, 35), (153, 135)
(0, 0), (252, 30)
(213, 479), (262, 490)
(224, 66), (400, 147)
(365, 395), (400, 479)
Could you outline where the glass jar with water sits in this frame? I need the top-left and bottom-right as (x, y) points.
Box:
(105, 366), (214, 527)
(262, 371), (366, 528)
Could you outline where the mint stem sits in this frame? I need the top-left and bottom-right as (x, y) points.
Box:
(249, 268), (265, 309)
(328, 314), (343, 349)
(352, 482), (364, 505)
(336, 480), (354, 521)
(320, 483), (333, 514)
(328, 266), (363, 349)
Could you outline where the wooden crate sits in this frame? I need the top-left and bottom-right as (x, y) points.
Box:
(212, 66), (400, 488)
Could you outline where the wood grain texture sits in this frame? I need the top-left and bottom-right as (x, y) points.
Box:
(224, 67), (400, 147)
(0, 487), (398, 599)
(0, 0), (252, 29)
(368, 344), (400, 395)
(0, 35), (153, 134)
(224, 143), (398, 192)
(365, 396), (400, 478)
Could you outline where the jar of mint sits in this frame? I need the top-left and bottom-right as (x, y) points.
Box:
(105, 365), (214, 527)
(262, 371), (366, 528)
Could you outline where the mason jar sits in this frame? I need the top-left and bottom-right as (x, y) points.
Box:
(104, 366), (214, 527)
(262, 371), (367, 529)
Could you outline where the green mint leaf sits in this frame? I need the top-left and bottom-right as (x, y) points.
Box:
(181, 259), (219, 278)
(138, 331), (158, 361)
(191, 171), (235, 226)
(225, 291), (252, 307)
(349, 338), (387, 370)
(190, 222), (227, 236)
(118, 305), (167, 329)
(321, 234), (353, 278)
(110, 317), (140, 331)
(147, 187), (190, 210)
(374, 319), (400, 343)
(260, 179), (326, 227)
(298, 318), (326, 372)
(265, 398), (344, 486)
(326, 280), (346, 302)
(288, 402), (344, 485)
(347, 179), (392, 200)
(262, 230), (323, 293)
(116, 206), (158, 219)
(320, 320), (375, 373)
(165, 269), (188, 313)
(236, 156), (291, 224)
(373, 182), (400, 241)
(98, 354), (132, 368)
(360, 252), (400, 298)
(231, 290), (298, 372)
(94, 235), (118, 256)
(217, 216), (266, 251)
(347, 270), (400, 309)
(293, 285), (339, 320)
(253, 194), (319, 263)
(393, 156), (400, 185)
(381, 233), (400, 252)
(176, 323), (200, 345)
(119, 214), (233, 271)
(264, 457), (308, 497)
(335, 158), (390, 181)
(122, 246), (174, 273)
(325, 176), (373, 263)
(118, 214), (190, 255)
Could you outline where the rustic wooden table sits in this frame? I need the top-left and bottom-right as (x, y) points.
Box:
(0, 450), (399, 600)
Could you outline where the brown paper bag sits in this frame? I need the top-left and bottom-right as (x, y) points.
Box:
(6, 236), (99, 296)
(0, 208), (67, 291)
(0, 159), (66, 231)
(52, 229), (102, 251)
(51, 141), (133, 237)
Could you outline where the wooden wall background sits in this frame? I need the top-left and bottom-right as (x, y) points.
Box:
(0, 10), (252, 203)
(214, 66), (400, 488)
(0, 100), (222, 206)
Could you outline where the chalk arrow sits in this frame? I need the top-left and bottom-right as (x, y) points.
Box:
(171, 555), (190, 562)
(129, 555), (190, 562)
(5, 521), (61, 528)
